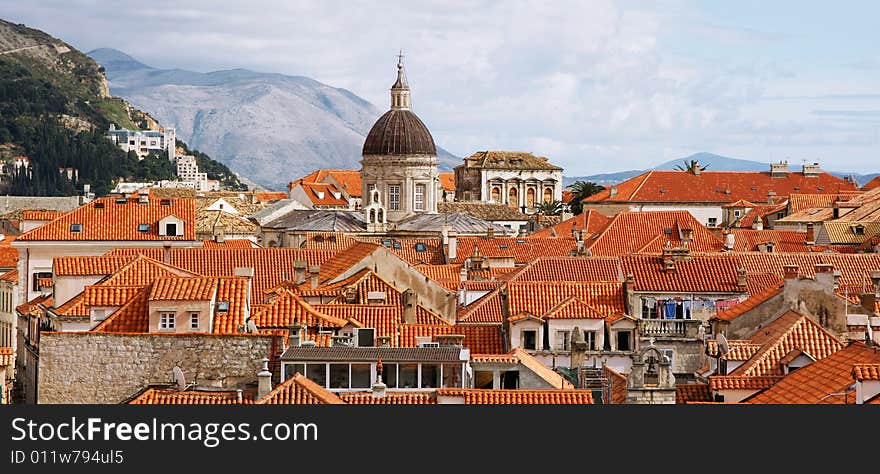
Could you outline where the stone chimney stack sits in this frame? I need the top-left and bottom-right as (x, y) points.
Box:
(724, 231), (735, 251)
(814, 263), (834, 289)
(806, 222), (815, 246)
(233, 267), (254, 319)
(293, 260), (307, 284)
(447, 232), (458, 261)
(783, 264), (799, 281)
(257, 358), (272, 399)
(570, 326), (587, 369)
(402, 288), (417, 324)
(308, 265), (321, 289)
(860, 293), (877, 314)
(736, 267), (748, 290)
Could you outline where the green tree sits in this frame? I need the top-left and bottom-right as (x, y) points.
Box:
(566, 180), (604, 215)
(674, 159), (709, 174)
(535, 200), (564, 216)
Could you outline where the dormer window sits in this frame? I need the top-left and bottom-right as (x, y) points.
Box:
(165, 222), (178, 236)
(217, 301), (229, 312)
(115, 198), (127, 204)
(70, 223), (82, 233)
(415, 242), (427, 252)
(160, 199), (171, 206)
(854, 225), (865, 236)
(138, 224), (150, 233)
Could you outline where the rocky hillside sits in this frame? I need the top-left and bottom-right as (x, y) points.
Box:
(0, 19), (244, 195)
(89, 48), (461, 191)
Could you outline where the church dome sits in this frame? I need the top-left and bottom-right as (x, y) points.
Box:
(362, 109), (437, 156)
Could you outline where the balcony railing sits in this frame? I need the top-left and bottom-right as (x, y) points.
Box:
(639, 319), (704, 339)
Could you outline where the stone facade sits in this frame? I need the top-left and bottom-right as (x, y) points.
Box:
(454, 151), (564, 214)
(37, 333), (275, 404)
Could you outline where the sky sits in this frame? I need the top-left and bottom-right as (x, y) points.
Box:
(2, 0), (879, 176)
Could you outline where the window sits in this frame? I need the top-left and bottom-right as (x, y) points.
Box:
(217, 301), (229, 312)
(382, 363), (398, 388)
(583, 331), (596, 351)
(398, 363), (418, 388)
(32, 271), (52, 289)
(190, 312), (199, 330)
(351, 364), (371, 388)
(159, 312), (176, 330)
(421, 364), (439, 388)
(283, 363), (305, 380)
(707, 217), (718, 226)
(641, 298), (658, 319)
(526, 188), (536, 207)
(617, 331), (632, 351)
(776, 212), (785, 219)
(306, 364), (327, 387)
(165, 223), (178, 236)
(662, 349), (675, 367)
(329, 364), (350, 389)
(854, 226), (865, 235)
(556, 330), (571, 351)
(522, 330), (537, 350)
(70, 223), (82, 233)
(543, 188), (553, 203)
(388, 185), (401, 210)
(414, 184), (425, 211)
(508, 187), (518, 206)
(415, 242), (427, 252)
(490, 187), (500, 202)
(733, 210), (741, 218)
(442, 364), (462, 388)
(138, 224), (150, 232)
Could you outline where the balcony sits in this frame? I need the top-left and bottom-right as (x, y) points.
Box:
(639, 319), (704, 339)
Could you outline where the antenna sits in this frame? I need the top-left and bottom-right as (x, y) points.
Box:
(172, 366), (186, 391)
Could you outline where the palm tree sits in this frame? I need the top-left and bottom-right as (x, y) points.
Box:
(674, 159), (709, 174)
(566, 180), (604, 215)
(535, 200), (564, 216)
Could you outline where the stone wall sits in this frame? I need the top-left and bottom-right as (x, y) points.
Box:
(38, 333), (275, 404)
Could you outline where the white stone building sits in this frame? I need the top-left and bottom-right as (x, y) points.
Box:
(454, 151), (564, 214)
(106, 125), (176, 161)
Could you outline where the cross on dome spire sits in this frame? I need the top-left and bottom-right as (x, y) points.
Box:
(390, 49), (411, 110)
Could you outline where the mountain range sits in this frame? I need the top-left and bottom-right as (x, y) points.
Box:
(88, 48), (460, 191)
(565, 152), (880, 188)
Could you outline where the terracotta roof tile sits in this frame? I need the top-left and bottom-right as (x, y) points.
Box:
(436, 388), (593, 404)
(451, 237), (579, 264)
(862, 176), (880, 191)
(722, 341), (763, 361)
(0, 269), (17, 282)
(256, 373), (345, 404)
(853, 364), (880, 381)
(21, 210), (66, 221)
(250, 290), (348, 329)
(788, 192), (862, 213)
(201, 239), (259, 248)
(254, 191), (288, 203)
(16, 195), (196, 241)
(92, 289), (150, 333)
(712, 283), (783, 322)
(708, 375), (782, 391)
(439, 172), (455, 192)
(16, 294), (52, 316)
(543, 296), (607, 320)
(507, 256), (623, 282)
(293, 169), (363, 197)
(359, 236), (445, 265)
(675, 384), (713, 404)
(53, 256), (136, 276)
(530, 209), (611, 239)
(314, 304), (449, 346)
(460, 281), (626, 323)
(728, 229), (814, 252)
(586, 211), (724, 255)
(316, 242), (380, 283)
(340, 392), (437, 404)
(729, 310), (844, 377)
(604, 366), (628, 404)
(733, 253), (880, 296)
(746, 342), (880, 403)
(585, 170), (857, 204)
(148, 277), (217, 301)
(621, 254), (744, 293)
(212, 277), (250, 334)
(129, 388), (252, 404)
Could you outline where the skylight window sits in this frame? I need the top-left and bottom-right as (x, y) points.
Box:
(392, 241), (402, 250)
(414, 243), (427, 252)
(515, 239), (526, 244)
(70, 223), (82, 233)
(160, 199), (172, 206)
(138, 224), (150, 232)
(498, 244), (509, 249)
(663, 228), (673, 235)
(115, 198), (127, 204)
(217, 301), (230, 312)
(381, 239), (392, 247)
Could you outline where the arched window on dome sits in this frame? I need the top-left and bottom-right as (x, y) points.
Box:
(543, 188), (553, 203)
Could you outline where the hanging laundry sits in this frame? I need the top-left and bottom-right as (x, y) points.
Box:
(666, 300), (677, 320)
(682, 299), (693, 319)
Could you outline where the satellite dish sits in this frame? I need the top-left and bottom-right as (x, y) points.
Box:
(246, 320), (258, 334)
(172, 366), (186, 391)
(716, 333), (730, 356)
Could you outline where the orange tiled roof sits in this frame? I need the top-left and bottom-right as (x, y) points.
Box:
(316, 242), (380, 283)
(530, 209), (611, 239)
(451, 237), (579, 265)
(129, 388), (252, 404)
(359, 236), (445, 265)
(862, 176), (880, 191)
(733, 253), (880, 297)
(542, 296), (607, 320)
(254, 191), (288, 203)
(675, 384), (713, 404)
(712, 283), (783, 322)
(436, 388), (593, 404)
(853, 364), (880, 381)
(316, 304), (449, 345)
(439, 172), (455, 192)
(708, 375), (782, 391)
(586, 211), (724, 255)
(735, 203), (787, 229)
(92, 289), (150, 333)
(340, 392), (437, 404)
(53, 255), (136, 276)
(148, 277), (217, 301)
(0, 269), (17, 282)
(294, 169), (363, 198)
(728, 229), (814, 252)
(201, 239), (259, 249)
(584, 169), (857, 204)
(213, 277), (250, 334)
(0, 347), (13, 366)
(460, 281), (626, 323)
(722, 341), (763, 361)
(21, 210), (66, 221)
(508, 256), (623, 282)
(256, 373), (345, 404)
(471, 353), (518, 364)
(16, 195), (196, 241)
(295, 232), (358, 251)
(788, 192), (862, 213)
(16, 294), (52, 316)
(746, 342), (880, 404)
(621, 254), (744, 293)
(297, 182), (348, 207)
(399, 324), (504, 353)
(729, 310), (844, 377)
(250, 290), (348, 329)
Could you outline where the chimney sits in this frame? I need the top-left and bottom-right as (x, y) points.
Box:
(802, 162), (820, 178)
(233, 267), (254, 314)
(460, 266), (468, 283)
(871, 271), (880, 294)
(783, 264), (799, 281)
(287, 325), (301, 347)
(806, 222), (815, 245)
(257, 358), (272, 399)
(770, 161), (789, 178)
(609, 186), (618, 198)
(236, 388), (243, 403)
(753, 218), (763, 231)
(138, 193), (150, 205)
(570, 326), (587, 368)
(215, 227), (226, 244)
(814, 263), (834, 289)
(693, 164), (701, 176)
(308, 265), (320, 289)
(680, 228), (694, 243)
(163, 245), (171, 264)
(736, 267), (747, 290)
(860, 293), (877, 314)
(663, 254), (676, 273)
(487, 227), (495, 239)
(724, 231), (735, 251)
(372, 357), (387, 399)
(402, 288), (417, 324)
(447, 232), (458, 261)
(833, 204), (840, 219)
(293, 260), (307, 284)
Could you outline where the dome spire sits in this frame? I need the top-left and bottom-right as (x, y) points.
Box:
(390, 49), (411, 110)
